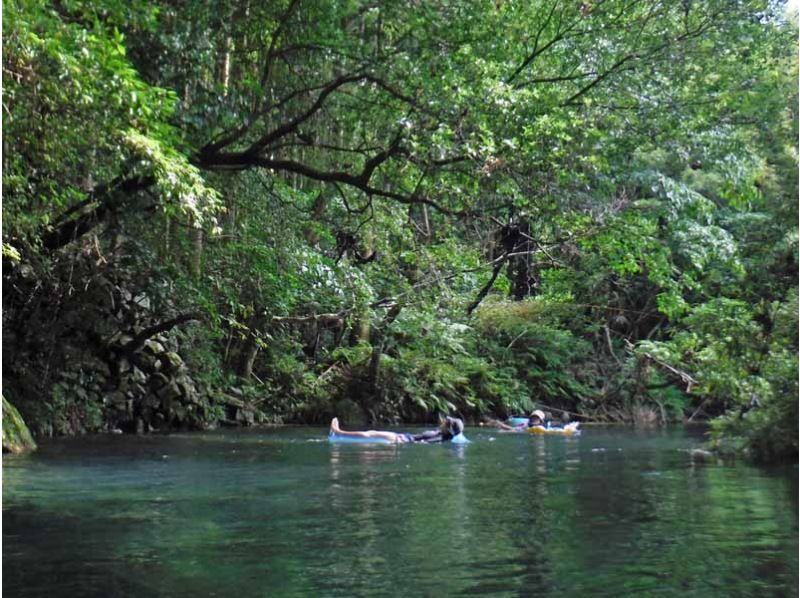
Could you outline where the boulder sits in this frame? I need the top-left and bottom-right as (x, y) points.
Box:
(236, 408), (255, 425)
(131, 366), (147, 384)
(159, 351), (184, 373)
(219, 393), (245, 408)
(690, 448), (715, 463)
(118, 358), (132, 375)
(148, 372), (170, 390)
(131, 293), (151, 310)
(156, 381), (182, 406)
(143, 339), (165, 354)
(173, 405), (187, 423)
(132, 352), (157, 373)
(175, 375), (197, 398)
(2, 397), (37, 454)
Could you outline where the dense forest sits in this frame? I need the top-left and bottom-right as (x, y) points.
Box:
(3, 0), (797, 462)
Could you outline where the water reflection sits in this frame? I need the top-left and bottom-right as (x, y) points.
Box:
(3, 428), (797, 597)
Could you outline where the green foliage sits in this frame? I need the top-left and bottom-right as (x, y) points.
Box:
(709, 346), (798, 462)
(124, 131), (221, 224)
(707, 288), (799, 461)
(380, 312), (493, 417)
(474, 299), (594, 407)
(3, 243), (22, 264)
(3, 0), (182, 239)
(636, 288), (798, 460)
(2, 0), (796, 462)
(32, 379), (106, 437)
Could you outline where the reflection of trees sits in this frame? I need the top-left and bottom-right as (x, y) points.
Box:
(324, 444), (404, 594)
(564, 437), (798, 595)
(449, 435), (576, 594)
(4, 431), (797, 596)
(325, 441), (493, 595)
(463, 444), (551, 593)
(658, 466), (798, 595)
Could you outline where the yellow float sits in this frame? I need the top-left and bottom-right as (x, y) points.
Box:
(527, 422), (581, 436)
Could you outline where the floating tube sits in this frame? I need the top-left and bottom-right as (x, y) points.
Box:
(328, 433), (393, 444)
(328, 432), (471, 444)
(507, 417), (529, 427)
(527, 422), (581, 436)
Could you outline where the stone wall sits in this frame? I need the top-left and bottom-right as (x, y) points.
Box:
(3, 245), (229, 437)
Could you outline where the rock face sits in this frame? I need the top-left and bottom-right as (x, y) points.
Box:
(2, 247), (221, 438)
(2, 397), (37, 453)
(101, 331), (209, 434)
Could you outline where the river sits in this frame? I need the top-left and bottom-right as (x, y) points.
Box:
(3, 425), (797, 597)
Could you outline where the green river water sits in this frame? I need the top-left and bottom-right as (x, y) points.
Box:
(3, 425), (797, 597)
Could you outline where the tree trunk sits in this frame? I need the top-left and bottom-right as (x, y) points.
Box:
(366, 305), (401, 395)
(349, 308), (371, 346)
(164, 213), (172, 255)
(508, 220), (537, 300)
(237, 311), (267, 379)
(218, 34), (232, 96)
(190, 226), (203, 278)
(303, 192), (327, 246)
(239, 340), (259, 380)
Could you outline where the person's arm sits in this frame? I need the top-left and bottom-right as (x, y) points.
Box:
(412, 430), (445, 443)
(484, 418), (516, 431)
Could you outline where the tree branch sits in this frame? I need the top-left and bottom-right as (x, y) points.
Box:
(466, 253), (508, 315)
(121, 312), (202, 356)
(200, 73), (367, 157)
(42, 175), (155, 253)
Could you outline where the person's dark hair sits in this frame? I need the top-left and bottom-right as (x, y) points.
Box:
(445, 416), (464, 437)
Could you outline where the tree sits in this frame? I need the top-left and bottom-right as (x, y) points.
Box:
(2, 0), (796, 459)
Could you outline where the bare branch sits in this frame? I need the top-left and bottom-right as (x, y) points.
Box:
(42, 175), (155, 252)
(258, 0), (302, 93)
(121, 312), (202, 356)
(507, 1), (564, 84)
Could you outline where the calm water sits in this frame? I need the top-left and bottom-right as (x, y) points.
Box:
(3, 426), (797, 597)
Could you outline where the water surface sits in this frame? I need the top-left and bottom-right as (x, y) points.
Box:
(3, 426), (797, 597)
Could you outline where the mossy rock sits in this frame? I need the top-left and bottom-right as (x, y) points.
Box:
(2, 397), (37, 454)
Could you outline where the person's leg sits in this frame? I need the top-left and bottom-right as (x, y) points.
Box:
(330, 417), (402, 443)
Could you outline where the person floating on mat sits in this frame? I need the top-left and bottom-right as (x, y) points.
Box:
(330, 415), (466, 444)
(482, 409), (547, 431)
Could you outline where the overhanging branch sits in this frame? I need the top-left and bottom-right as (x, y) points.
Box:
(120, 312), (203, 356)
(42, 175), (155, 253)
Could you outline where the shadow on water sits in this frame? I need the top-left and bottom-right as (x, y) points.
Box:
(3, 426), (798, 597)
